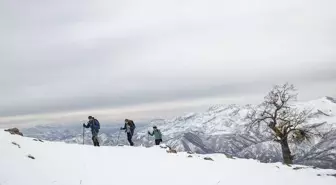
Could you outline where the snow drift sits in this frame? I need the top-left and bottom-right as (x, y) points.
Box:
(1, 130), (336, 185)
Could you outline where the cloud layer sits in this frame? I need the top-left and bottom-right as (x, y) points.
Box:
(1, 0), (335, 126)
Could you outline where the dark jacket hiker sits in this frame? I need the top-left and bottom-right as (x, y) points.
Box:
(120, 119), (136, 146)
(148, 126), (162, 145)
(83, 116), (100, 147)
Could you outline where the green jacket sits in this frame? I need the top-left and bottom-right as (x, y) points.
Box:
(148, 129), (162, 140)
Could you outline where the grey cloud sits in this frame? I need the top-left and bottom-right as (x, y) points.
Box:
(1, 64), (335, 117)
(1, 0), (336, 123)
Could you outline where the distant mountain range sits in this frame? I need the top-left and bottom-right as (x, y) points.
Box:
(22, 97), (336, 169)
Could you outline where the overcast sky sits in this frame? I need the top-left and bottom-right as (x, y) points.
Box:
(1, 0), (336, 128)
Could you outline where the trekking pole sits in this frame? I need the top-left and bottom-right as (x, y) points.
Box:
(147, 132), (150, 147)
(116, 129), (121, 146)
(83, 125), (85, 145)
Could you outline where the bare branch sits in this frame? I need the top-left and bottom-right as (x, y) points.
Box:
(246, 83), (319, 165)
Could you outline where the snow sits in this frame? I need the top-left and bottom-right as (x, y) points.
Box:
(144, 97), (336, 149)
(20, 97), (336, 169)
(1, 130), (335, 185)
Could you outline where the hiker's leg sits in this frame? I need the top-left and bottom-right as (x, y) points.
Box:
(92, 130), (99, 147)
(94, 134), (100, 147)
(92, 136), (96, 146)
(127, 133), (132, 145)
(95, 137), (100, 146)
(130, 137), (134, 146)
(155, 139), (159, 145)
(94, 137), (99, 146)
(127, 133), (134, 146)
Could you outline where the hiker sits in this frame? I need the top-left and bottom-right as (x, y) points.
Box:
(120, 119), (136, 146)
(83, 116), (100, 147)
(148, 126), (162, 145)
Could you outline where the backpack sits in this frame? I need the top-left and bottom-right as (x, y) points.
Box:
(129, 120), (136, 130)
(156, 129), (162, 138)
(93, 119), (100, 130)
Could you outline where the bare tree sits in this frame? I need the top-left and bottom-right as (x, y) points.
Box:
(246, 83), (321, 164)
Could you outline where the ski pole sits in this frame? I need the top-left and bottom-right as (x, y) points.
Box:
(83, 124), (85, 145)
(147, 132), (150, 147)
(116, 129), (121, 146)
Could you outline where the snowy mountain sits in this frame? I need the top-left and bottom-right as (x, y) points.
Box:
(135, 97), (336, 168)
(1, 130), (336, 185)
(23, 123), (147, 146)
(22, 97), (336, 169)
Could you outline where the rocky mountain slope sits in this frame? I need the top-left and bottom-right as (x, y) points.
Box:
(23, 97), (336, 169)
(138, 97), (336, 169)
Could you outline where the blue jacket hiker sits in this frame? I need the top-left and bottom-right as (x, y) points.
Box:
(83, 116), (100, 147)
(148, 126), (162, 145)
(120, 119), (136, 146)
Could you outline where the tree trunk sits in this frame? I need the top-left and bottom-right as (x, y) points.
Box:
(280, 139), (293, 164)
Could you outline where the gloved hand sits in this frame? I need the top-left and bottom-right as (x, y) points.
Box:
(83, 123), (85, 127)
(147, 131), (150, 135)
(120, 127), (123, 130)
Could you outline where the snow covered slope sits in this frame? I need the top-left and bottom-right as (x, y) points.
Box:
(133, 97), (336, 169)
(22, 97), (336, 169)
(1, 130), (336, 185)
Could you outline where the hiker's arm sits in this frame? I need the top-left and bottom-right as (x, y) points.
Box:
(120, 124), (126, 130)
(83, 123), (90, 128)
(148, 131), (153, 136)
(83, 120), (92, 128)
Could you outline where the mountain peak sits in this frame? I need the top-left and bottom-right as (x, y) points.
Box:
(325, 96), (336, 103)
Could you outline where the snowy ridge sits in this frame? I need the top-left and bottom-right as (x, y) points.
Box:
(1, 130), (336, 185)
(23, 97), (336, 169)
(137, 97), (336, 168)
